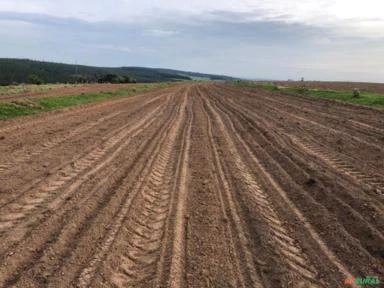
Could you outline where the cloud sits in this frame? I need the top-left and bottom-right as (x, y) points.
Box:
(0, 5), (383, 82)
(96, 44), (132, 53)
(1, 0), (383, 38)
(145, 28), (178, 37)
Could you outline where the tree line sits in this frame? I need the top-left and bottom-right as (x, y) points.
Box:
(0, 59), (190, 85)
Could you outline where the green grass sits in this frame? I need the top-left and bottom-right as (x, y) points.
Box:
(233, 81), (280, 91)
(0, 83), (77, 96)
(0, 83), (170, 120)
(232, 81), (384, 107)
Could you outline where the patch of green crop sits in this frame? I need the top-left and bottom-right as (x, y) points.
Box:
(232, 81), (279, 91)
(0, 83), (171, 120)
(0, 102), (42, 119)
(284, 87), (384, 106)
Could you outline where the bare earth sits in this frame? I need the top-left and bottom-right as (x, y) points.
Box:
(0, 82), (383, 288)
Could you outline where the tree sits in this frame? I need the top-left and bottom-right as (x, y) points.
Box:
(28, 74), (43, 85)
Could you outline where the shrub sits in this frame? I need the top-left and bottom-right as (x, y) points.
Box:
(28, 74), (43, 85)
(353, 88), (361, 98)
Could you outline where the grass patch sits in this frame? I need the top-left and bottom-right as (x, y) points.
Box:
(0, 83), (77, 96)
(233, 81), (279, 91)
(0, 83), (170, 120)
(231, 81), (384, 107)
(283, 87), (384, 106)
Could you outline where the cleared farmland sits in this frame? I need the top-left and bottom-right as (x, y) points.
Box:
(0, 82), (382, 287)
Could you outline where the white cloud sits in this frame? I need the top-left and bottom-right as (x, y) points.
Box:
(1, 0), (383, 34)
(146, 28), (178, 37)
(0, 0), (383, 82)
(96, 44), (132, 53)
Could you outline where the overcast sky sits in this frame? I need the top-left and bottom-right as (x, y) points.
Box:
(0, 1), (383, 81)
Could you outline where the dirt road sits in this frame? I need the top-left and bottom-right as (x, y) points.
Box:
(0, 82), (382, 287)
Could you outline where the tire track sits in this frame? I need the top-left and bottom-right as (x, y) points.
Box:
(209, 86), (384, 235)
(289, 135), (384, 196)
(166, 89), (192, 288)
(0, 86), (169, 135)
(0, 94), (166, 206)
(265, 103), (383, 150)
(76, 90), (189, 288)
(0, 92), (167, 174)
(0, 82), (381, 287)
(204, 91), (357, 287)
(217, 84), (383, 151)
(221, 91), (384, 179)
(0, 110), (122, 174)
(0, 95), (127, 135)
(220, 83), (384, 139)
(0, 91), (180, 287)
(0, 100), (167, 240)
(0, 95), (166, 205)
(107, 141), (174, 288)
(198, 92), (263, 288)
(208, 86), (384, 274)
(202, 95), (325, 287)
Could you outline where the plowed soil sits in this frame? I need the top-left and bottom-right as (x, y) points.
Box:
(0, 82), (383, 288)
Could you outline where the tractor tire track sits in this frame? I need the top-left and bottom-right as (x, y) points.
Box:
(289, 135), (384, 196)
(206, 85), (384, 276)
(0, 86), (172, 135)
(197, 91), (264, 288)
(0, 89), (181, 287)
(220, 83), (384, 139)
(211, 86), (384, 220)
(76, 89), (189, 288)
(0, 100), (167, 238)
(0, 91), (166, 175)
(0, 82), (382, 287)
(209, 85), (384, 220)
(201, 92), (325, 288)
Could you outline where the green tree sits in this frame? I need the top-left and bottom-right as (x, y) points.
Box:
(28, 74), (43, 85)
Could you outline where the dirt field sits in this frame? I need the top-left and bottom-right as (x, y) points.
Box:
(0, 82), (383, 287)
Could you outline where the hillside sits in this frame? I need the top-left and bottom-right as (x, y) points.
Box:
(0, 59), (236, 85)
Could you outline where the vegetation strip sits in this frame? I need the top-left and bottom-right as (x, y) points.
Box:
(0, 83), (170, 119)
(232, 81), (384, 107)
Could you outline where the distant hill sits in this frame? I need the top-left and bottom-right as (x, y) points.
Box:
(0, 59), (236, 85)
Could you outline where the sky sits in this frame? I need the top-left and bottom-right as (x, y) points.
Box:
(0, 0), (383, 82)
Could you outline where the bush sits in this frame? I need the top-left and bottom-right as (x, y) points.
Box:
(28, 74), (43, 85)
(353, 88), (361, 98)
(294, 87), (310, 94)
(97, 74), (134, 84)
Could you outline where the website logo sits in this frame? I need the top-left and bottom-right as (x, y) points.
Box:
(344, 276), (380, 286)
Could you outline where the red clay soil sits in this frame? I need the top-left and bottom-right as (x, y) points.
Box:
(0, 82), (382, 287)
